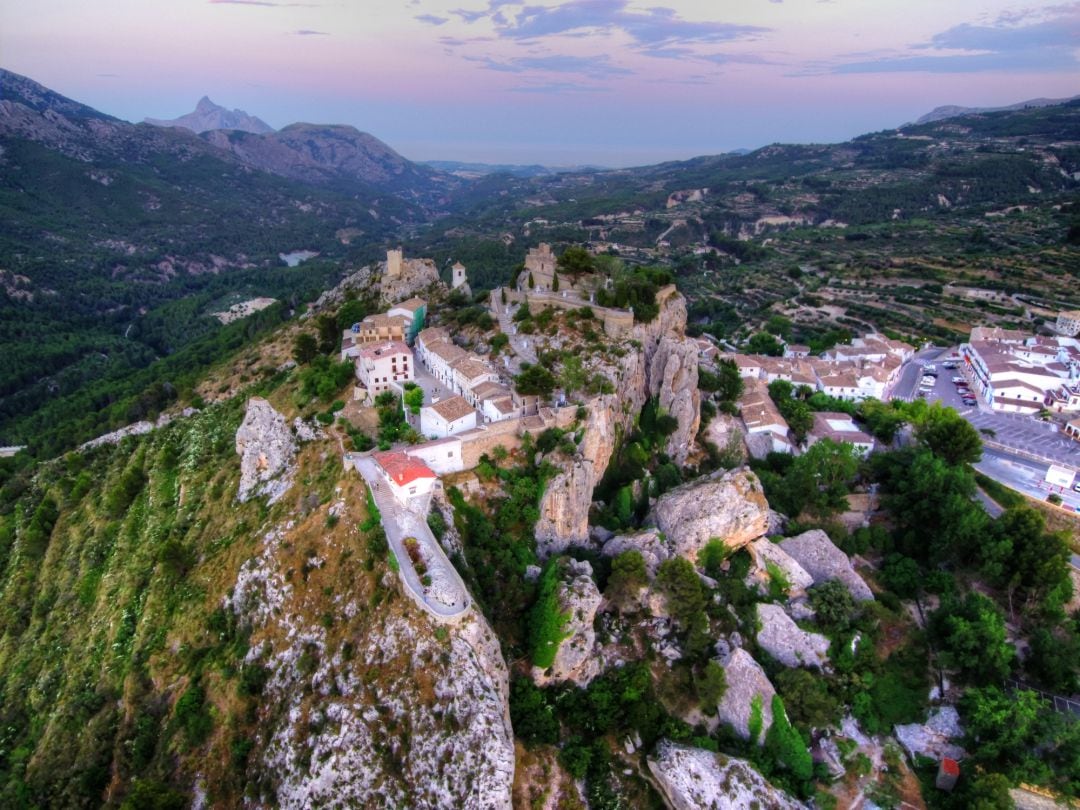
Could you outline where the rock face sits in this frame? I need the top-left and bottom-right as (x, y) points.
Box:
(647, 468), (770, 560)
(650, 336), (701, 465)
(379, 255), (442, 307)
(535, 460), (595, 556)
(755, 603), (830, 669)
(648, 741), (804, 810)
(748, 538), (814, 597)
(533, 558), (602, 686)
(230, 525), (515, 809)
(235, 397), (297, 503)
(779, 530), (874, 602)
(895, 706), (966, 763)
(716, 648), (776, 741)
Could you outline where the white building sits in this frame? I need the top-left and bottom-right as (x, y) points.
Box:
(420, 395), (478, 438)
(962, 332), (1078, 413)
(482, 395), (519, 423)
(1056, 310), (1080, 337)
(808, 412), (875, 457)
(355, 340), (413, 398)
(405, 438), (464, 475)
(452, 357), (500, 400)
(738, 378), (793, 456)
(373, 450), (437, 503)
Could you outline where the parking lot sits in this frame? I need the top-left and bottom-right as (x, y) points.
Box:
(913, 354), (1080, 468)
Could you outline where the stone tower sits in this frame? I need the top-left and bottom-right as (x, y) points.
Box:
(386, 248), (403, 278)
(451, 261), (468, 289)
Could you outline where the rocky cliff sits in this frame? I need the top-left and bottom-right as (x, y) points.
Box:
(235, 397), (297, 503)
(145, 96), (274, 134)
(535, 289), (702, 555)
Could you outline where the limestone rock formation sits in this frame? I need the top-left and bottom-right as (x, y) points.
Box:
(650, 336), (701, 465)
(601, 528), (668, 577)
(235, 397), (297, 503)
(533, 558), (602, 686)
(380, 255), (442, 306)
(647, 468), (769, 560)
(534, 460), (595, 556)
(779, 529), (874, 602)
(716, 648), (776, 741)
(895, 706), (966, 763)
(648, 741), (804, 810)
(755, 603), (831, 669)
(230, 524), (514, 809)
(747, 538), (814, 598)
(144, 95), (274, 134)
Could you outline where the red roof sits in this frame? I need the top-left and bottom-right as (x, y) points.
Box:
(374, 451), (436, 486)
(940, 758), (960, 776)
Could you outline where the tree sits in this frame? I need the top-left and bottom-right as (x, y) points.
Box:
(931, 593), (1015, 684)
(699, 359), (743, 402)
(656, 557), (710, 656)
(557, 245), (595, 278)
(765, 314), (792, 339)
(336, 299), (369, 331)
(987, 507), (1073, 618)
(551, 272), (560, 292)
(403, 386), (424, 415)
(317, 313), (339, 355)
(916, 403), (983, 466)
(774, 668), (840, 732)
(809, 580), (857, 634)
(514, 364), (556, 397)
(764, 695), (813, 782)
(694, 659), (727, 706)
(559, 355), (587, 396)
(605, 551), (647, 612)
(293, 333), (318, 365)
(747, 331), (784, 356)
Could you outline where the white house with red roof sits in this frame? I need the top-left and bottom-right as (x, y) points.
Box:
(373, 450), (437, 502)
(355, 340), (414, 399)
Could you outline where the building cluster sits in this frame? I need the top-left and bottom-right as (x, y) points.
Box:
(722, 333), (912, 459)
(960, 326), (1080, 415)
(725, 333), (915, 402)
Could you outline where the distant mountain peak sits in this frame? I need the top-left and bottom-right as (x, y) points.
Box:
(913, 95), (1080, 125)
(144, 97), (274, 135)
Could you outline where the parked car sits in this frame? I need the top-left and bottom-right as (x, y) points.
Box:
(951, 376), (965, 383)
(922, 375), (937, 384)
(962, 398), (977, 406)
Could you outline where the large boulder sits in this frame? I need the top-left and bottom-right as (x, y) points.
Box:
(647, 468), (769, 560)
(779, 529), (874, 602)
(533, 559), (602, 686)
(755, 603), (830, 669)
(716, 648), (776, 741)
(534, 459), (595, 557)
(894, 706), (966, 763)
(235, 397), (296, 503)
(648, 741), (804, 810)
(748, 538), (814, 598)
(601, 528), (668, 577)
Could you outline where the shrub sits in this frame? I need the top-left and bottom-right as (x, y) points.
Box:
(529, 560), (571, 669)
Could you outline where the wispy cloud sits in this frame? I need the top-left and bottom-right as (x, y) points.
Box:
(509, 80), (609, 93)
(208, 0), (319, 7)
(293, 29), (328, 35)
(831, 6), (1080, 74)
(472, 53), (632, 78)
(416, 13), (449, 25)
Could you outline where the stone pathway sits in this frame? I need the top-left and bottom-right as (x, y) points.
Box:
(491, 295), (537, 367)
(353, 456), (471, 622)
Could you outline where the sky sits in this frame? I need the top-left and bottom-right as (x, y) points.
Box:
(2, 0), (1079, 166)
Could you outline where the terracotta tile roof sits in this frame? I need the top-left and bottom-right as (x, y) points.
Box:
(374, 451), (436, 486)
(418, 326), (451, 346)
(428, 341), (468, 365)
(429, 395), (475, 422)
(358, 341), (411, 361)
(452, 357), (496, 381)
(390, 297), (426, 313)
(471, 381), (510, 401)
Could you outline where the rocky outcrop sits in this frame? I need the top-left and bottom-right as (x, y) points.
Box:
(747, 538), (814, 598)
(601, 528), (668, 577)
(534, 460), (595, 556)
(533, 558), (602, 686)
(231, 522), (514, 809)
(650, 336), (701, 465)
(716, 648), (776, 741)
(755, 603), (830, 669)
(779, 530), (874, 602)
(380, 255), (442, 306)
(235, 397), (297, 503)
(308, 264), (377, 314)
(145, 95), (274, 134)
(647, 468), (769, 560)
(894, 706), (966, 763)
(648, 741), (804, 810)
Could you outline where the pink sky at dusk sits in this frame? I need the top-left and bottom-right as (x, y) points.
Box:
(2, 0), (1078, 165)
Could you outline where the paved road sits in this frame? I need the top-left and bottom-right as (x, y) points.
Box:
(354, 456), (471, 621)
(976, 447), (1080, 511)
(890, 346), (949, 401)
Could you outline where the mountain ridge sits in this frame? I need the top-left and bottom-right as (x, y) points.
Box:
(144, 95), (274, 134)
(914, 94), (1080, 125)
